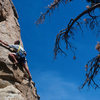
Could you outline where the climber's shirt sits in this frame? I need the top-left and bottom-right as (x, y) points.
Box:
(9, 44), (26, 58)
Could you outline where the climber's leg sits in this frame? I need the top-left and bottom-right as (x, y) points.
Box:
(22, 63), (32, 81)
(8, 53), (18, 64)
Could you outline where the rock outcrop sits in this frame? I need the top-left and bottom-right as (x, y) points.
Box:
(0, 0), (40, 100)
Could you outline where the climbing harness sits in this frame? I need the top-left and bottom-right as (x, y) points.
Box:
(17, 45), (21, 53)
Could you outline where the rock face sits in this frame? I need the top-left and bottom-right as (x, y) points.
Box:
(0, 0), (40, 100)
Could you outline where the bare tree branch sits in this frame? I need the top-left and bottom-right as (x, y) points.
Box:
(80, 54), (100, 89)
(54, 3), (100, 58)
(36, 0), (72, 24)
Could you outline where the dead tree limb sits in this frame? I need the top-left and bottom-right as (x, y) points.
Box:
(54, 3), (100, 58)
(80, 54), (100, 89)
(36, 0), (72, 24)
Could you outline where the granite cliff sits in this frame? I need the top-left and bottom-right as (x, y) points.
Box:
(0, 0), (39, 100)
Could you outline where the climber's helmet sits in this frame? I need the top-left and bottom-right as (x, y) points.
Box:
(14, 40), (20, 45)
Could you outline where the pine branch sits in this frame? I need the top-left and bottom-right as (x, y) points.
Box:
(36, 0), (72, 24)
(54, 3), (100, 57)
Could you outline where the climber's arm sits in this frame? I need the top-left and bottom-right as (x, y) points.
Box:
(0, 40), (9, 46)
(9, 45), (15, 48)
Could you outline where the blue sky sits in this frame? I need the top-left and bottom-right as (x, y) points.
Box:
(13, 0), (100, 100)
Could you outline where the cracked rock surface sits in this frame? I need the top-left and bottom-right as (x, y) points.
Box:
(0, 0), (40, 100)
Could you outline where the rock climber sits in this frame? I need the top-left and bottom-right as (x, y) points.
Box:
(0, 40), (32, 81)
